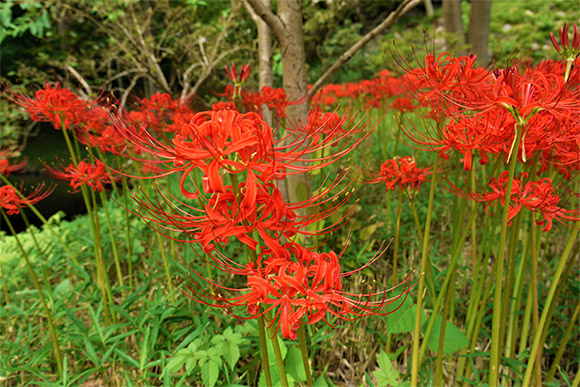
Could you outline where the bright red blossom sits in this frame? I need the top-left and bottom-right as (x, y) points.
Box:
(369, 157), (431, 192)
(14, 83), (91, 130)
(0, 184), (53, 215)
(470, 171), (580, 231)
(46, 160), (115, 192)
(177, 241), (414, 340)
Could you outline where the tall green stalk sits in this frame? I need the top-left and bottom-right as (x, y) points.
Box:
(386, 189), (403, 354)
(546, 302), (580, 383)
(298, 325), (313, 387)
(90, 189), (116, 324)
(229, 173), (276, 386)
(99, 190), (124, 287)
(489, 124), (523, 387)
(408, 199), (436, 299)
(121, 178), (135, 289)
(522, 225), (579, 386)
(2, 210), (63, 377)
(410, 154), (438, 386)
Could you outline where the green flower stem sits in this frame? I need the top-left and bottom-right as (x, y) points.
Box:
(298, 324), (313, 387)
(499, 212), (523, 348)
(408, 198), (436, 301)
(2, 210), (63, 377)
(434, 277), (451, 387)
(456, 213), (494, 380)
(392, 190), (403, 289)
(121, 178), (134, 289)
(99, 190), (124, 287)
(386, 189), (403, 354)
(257, 313), (273, 386)
(166, 175), (179, 286)
(529, 213), (542, 386)
(410, 154), (439, 387)
(469, 166), (478, 274)
(90, 189), (116, 324)
(265, 309), (289, 387)
(419, 201), (480, 366)
(573, 366), (580, 387)
(564, 58), (573, 83)
(153, 228), (175, 303)
(546, 302), (580, 382)
(499, 211), (524, 386)
(1, 260), (9, 305)
(0, 175), (81, 267)
(489, 124), (523, 387)
(229, 173), (273, 386)
(504, 215), (531, 361)
(517, 284), (534, 356)
(462, 255), (499, 385)
(385, 190), (393, 234)
(60, 122), (80, 166)
(522, 225), (579, 386)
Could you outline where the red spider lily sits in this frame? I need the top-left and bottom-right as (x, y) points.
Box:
(224, 64), (251, 85)
(0, 148), (27, 176)
(260, 86), (291, 119)
(172, 110), (278, 197)
(0, 183), (54, 215)
(176, 241), (415, 340)
(304, 111), (347, 136)
(467, 171), (580, 231)
(212, 101), (237, 112)
(114, 107), (371, 190)
(46, 159), (116, 192)
(125, 92), (193, 133)
(401, 53), (491, 107)
(11, 83), (91, 130)
(391, 97), (419, 113)
(131, 167), (358, 257)
(75, 105), (128, 154)
(368, 156), (431, 193)
(550, 23), (580, 60)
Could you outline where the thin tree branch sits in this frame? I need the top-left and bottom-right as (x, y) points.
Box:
(121, 73), (146, 108)
(65, 65), (92, 97)
(246, 0), (286, 39)
(307, 0), (421, 100)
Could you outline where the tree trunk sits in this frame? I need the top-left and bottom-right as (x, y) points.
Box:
(468, 0), (492, 66)
(244, 0), (287, 197)
(424, 0), (434, 17)
(243, 0), (274, 125)
(442, 0), (465, 52)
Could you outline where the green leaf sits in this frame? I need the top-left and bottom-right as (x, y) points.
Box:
(385, 298), (422, 334)
(200, 358), (220, 387)
(258, 366), (296, 387)
(219, 340), (240, 369)
(372, 350), (399, 386)
(313, 375), (329, 387)
(285, 346), (307, 382)
(211, 334), (225, 345)
(166, 352), (188, 374)
(53, 279), (71, 297)
(424, 316), (468, 354)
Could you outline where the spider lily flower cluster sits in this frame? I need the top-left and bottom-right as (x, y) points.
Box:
(113, 89), (414, 339)
(368, 156), (431, 194)
(5, 66), (414, 340)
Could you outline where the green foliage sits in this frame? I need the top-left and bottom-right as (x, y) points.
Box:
(372, 350), (407, 387)
(385, 297), (423, 335)
(0, 0), (51, 43)
(423, 316), (468, 355)
(167, 325), (249, 386)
